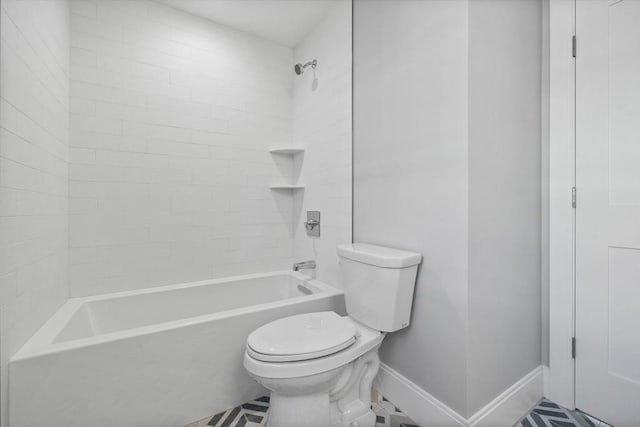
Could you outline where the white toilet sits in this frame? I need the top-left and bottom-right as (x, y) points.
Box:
(243, 243), (422, 427)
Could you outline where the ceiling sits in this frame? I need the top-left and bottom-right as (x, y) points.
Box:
(153, 0), (341, 47)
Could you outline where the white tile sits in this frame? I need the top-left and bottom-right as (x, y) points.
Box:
(291, 2), (352, 288)
(71, 0), (97, 18)
(0, 0), (70, 422)
(72, 14), (122, 41)
(68, 0), (301, 296)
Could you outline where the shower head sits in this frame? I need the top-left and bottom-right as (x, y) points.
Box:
(294, 59), (317, 75)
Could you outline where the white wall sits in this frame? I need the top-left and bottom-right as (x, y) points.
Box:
(354, 0), (542, 418)
(0, 0), (70, 423)
(292, 1), (352, 287)
(467, 0), (542, 415)
(353, 0), (470, 415)
(68, 0), (295, 296)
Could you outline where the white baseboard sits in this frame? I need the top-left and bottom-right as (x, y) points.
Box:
(374, 363), (544, 427)
(467, 366), (543, 427)
(373, 363), (467, 427)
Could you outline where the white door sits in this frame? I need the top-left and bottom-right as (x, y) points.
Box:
(576, 1), (640, 425)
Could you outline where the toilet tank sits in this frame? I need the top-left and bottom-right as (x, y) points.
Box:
(337, 243), (422, 332)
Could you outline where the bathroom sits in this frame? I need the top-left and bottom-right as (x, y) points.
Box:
(0, 0), (637, 426)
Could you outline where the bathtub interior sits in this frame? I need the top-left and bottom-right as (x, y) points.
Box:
(54, 274), (323, 344)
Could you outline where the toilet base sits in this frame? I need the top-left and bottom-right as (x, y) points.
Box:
(260, 349), (381, 427)
(268, 392), (332, 427)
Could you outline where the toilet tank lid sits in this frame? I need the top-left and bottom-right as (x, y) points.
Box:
(337, 243), (422, 268)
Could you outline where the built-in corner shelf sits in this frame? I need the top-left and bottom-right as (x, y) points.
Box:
(269, 147), (304, 155)
(268, 147), (304, 191)
(269, 184), (305, 190)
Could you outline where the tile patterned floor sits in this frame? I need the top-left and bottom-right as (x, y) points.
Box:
(519, 399), (613, 427)
(183, 390), (419, 427)
(185, 395), (613, 427)
(183, 395), (269, 427)
(371, 390), (419, 427)
(575, 410), (613, 427)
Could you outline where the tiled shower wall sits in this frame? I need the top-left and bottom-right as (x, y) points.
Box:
(68, 0), (295, 296)
(292, 1), (352, 287)
(0, 0), (70, 423)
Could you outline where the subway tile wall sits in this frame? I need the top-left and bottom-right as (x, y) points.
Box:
(292, 2), (353, 287)
(0, 0), (70, 423)
(0, 1), (351, 423)
(68, 0), (296, 296)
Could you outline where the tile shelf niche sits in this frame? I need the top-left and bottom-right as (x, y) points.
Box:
(269, 148), (304, 155)
(269, 147), (304, 190)
(269, 184), (305, 190)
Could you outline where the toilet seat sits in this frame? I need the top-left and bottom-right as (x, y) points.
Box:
(247, 312), (357, 362)
(244, 315), (384, 379)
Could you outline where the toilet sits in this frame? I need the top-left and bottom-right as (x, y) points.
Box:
(243, 243), (422, 427)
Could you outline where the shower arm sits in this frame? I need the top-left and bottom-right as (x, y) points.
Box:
(294, 59), (318, 75)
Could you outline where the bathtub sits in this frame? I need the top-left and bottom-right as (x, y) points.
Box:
(9, 271), (345, 427)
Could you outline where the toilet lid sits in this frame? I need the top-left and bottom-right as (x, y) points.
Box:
(247, 312), (357, 362)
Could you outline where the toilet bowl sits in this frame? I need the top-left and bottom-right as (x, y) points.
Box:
(244, 312), (384, 427)
(243, 243), (422, 427)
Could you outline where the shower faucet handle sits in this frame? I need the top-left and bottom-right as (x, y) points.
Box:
(304, 211), (320, 237)
(304, 219), (319, 230)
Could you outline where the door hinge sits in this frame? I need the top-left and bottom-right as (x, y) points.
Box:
(572, 187), (577, 208)
(572, 337), (576, 359)
(572, 35), (577, 58)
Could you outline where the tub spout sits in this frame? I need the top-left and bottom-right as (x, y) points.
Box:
(293, 260), (316, 272)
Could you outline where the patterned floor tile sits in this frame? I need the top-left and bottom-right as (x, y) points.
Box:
(209, 396), (269, 427)
(371, 390), (419, 427)
(574, 410), (613, 427)
(521, 399), (584, 426)
(185, 396), (269, 427)
(519, 399), (613, 427)
(184, 390), (420, 427)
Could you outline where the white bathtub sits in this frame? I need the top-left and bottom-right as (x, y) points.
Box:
(9, 271), (345, 427)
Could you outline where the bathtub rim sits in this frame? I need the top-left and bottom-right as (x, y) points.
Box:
(12, 270), (342, 362)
